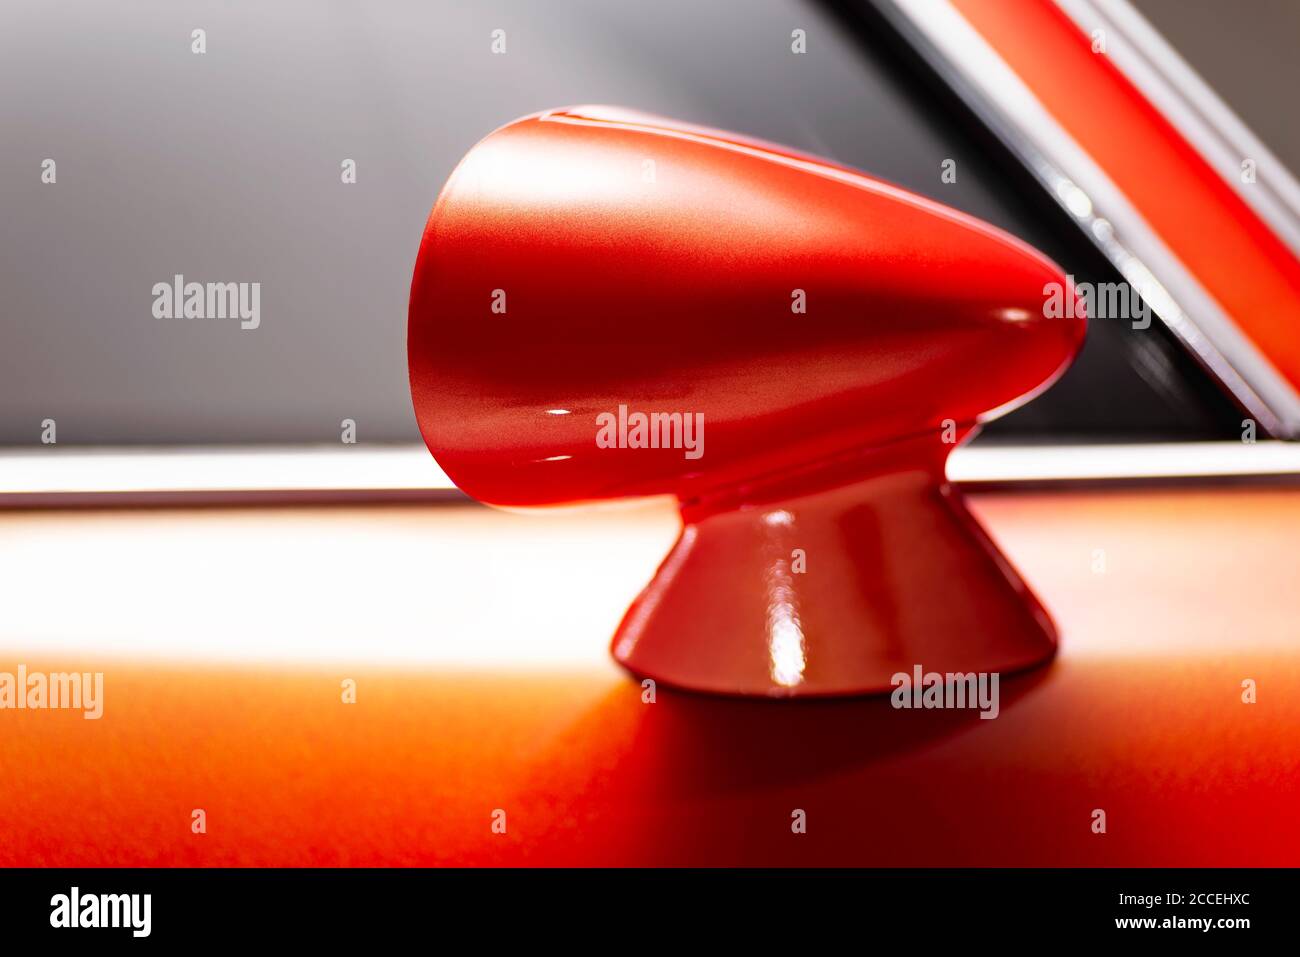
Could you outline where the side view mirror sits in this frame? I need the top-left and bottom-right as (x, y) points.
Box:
(409, 106), (1086, 697)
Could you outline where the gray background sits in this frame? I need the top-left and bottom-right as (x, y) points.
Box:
(0, 0), (1280, 445)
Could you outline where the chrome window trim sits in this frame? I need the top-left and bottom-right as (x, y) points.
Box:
(1057, 0), (1300, 258)
(873, 0), (1300, 438)
(0, 442), (1297, 506)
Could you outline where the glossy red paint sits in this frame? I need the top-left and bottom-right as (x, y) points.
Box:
(409, 106), (1086, 695)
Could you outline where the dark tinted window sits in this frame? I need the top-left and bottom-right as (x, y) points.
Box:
(0, 0), (1240, 446)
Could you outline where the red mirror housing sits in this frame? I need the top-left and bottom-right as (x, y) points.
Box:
(410, 106), (1086, 696)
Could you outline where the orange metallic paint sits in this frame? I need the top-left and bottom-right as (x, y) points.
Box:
(1, 488), (1297, 866)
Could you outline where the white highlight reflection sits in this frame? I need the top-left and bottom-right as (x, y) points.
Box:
(0, 501), (681, 667)
(762, 510), (805, 689)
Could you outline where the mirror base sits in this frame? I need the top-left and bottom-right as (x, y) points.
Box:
(611, 462), (1057, 697)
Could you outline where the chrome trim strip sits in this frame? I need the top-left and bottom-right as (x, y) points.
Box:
(1056, 0), (1300, 257)
(949, 440), (1300, 483)
(875, 0), (1300, 437)
(0, 442), (1296, 505)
